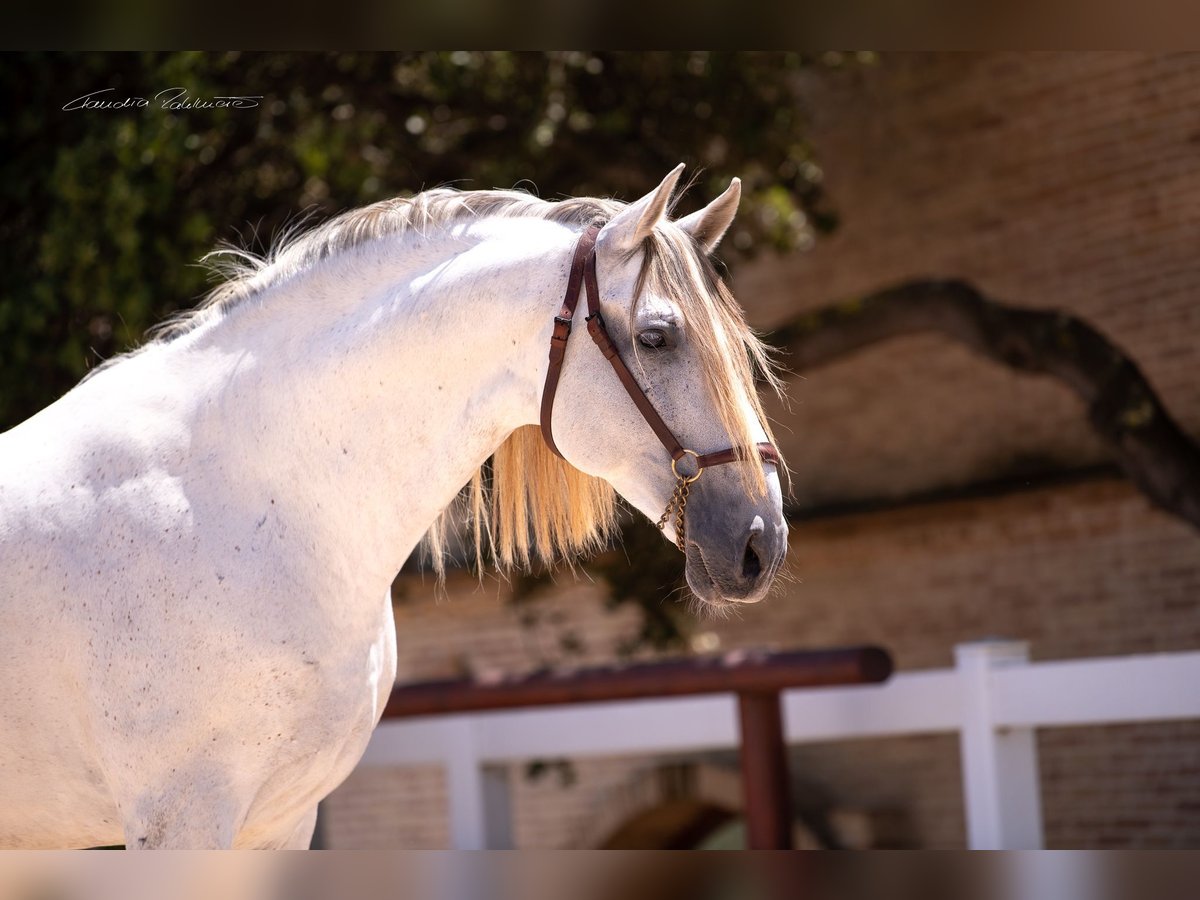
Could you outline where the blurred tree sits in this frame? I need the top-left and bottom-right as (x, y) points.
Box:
(771, 279), (1200, 534)
(0, 50), (848, 429)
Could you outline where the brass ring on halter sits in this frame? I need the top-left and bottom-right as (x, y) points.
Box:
(671, 449), (703, 484)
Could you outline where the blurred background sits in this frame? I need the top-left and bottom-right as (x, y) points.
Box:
(2, 52), (1197, 849)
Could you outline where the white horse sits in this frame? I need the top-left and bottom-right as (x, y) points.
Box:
(0, 165), (787, 848)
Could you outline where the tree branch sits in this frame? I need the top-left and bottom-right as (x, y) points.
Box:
(768, 279), (1200, 531)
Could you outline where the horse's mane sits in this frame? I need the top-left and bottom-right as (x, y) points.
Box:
(95, 187), (783, 575)
(153, 190), (630, 344)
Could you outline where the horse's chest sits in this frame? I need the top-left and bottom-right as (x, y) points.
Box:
(236, 594), (398, 838)
(78, 575), (398, 843)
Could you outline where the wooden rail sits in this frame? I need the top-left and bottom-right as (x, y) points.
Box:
(383, 645), (892, 849)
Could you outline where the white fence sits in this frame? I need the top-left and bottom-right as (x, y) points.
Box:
(359, 640), (1200, 849)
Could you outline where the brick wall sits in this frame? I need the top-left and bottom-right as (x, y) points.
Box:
(712, 477), (1200, 670)
(322, 765), (447, 849)
(389, 576), (649, 680)
(323, 53), (1200, 849)
(740, 51), (1200, 507)
(1040, 721), (1200, 848)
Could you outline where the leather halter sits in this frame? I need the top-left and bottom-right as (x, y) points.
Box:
(540, 225), (779, 546)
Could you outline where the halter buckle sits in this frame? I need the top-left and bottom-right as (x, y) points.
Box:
(551, 316), (573, 342)
(671, 449), (703, 484)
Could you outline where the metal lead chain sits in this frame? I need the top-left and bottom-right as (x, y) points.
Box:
(657, 476), (694, 551)
(657, 450), (703, 552)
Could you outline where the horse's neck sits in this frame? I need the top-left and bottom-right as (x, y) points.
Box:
(176, 219), (570, 586)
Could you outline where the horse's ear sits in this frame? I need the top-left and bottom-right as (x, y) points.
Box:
(676, 177), (741, 253)
(598, 163), (685, 255)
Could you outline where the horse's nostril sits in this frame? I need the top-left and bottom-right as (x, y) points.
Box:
(742, 540), (762, 581)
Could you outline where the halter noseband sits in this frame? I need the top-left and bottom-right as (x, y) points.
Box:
(540, 225), (780, 551)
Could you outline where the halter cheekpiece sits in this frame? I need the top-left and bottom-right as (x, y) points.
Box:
(540, 225), (780, 551)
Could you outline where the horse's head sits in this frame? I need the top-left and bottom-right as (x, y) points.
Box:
(550, 166), (787, 608)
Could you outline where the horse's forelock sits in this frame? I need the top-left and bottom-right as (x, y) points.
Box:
(634, 226), (785, 499)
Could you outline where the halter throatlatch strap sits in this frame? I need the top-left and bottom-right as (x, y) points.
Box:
(539, 225), (779, 544)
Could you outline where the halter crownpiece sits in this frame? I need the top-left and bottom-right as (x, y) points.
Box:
(540, 225), (780, 551)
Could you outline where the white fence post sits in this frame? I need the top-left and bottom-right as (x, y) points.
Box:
(956, 640), (1045, 850)
(441, 719), (514, 849)
(442, 718), (488, 849)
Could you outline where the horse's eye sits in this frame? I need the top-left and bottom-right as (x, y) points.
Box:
(638, 329), (669, 350)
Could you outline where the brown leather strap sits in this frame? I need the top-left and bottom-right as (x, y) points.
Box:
(540, 226), (780, 475)
(585, 312), (687, 460)
(696, 443), (780, 469)
(540, 226), (599, 458)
